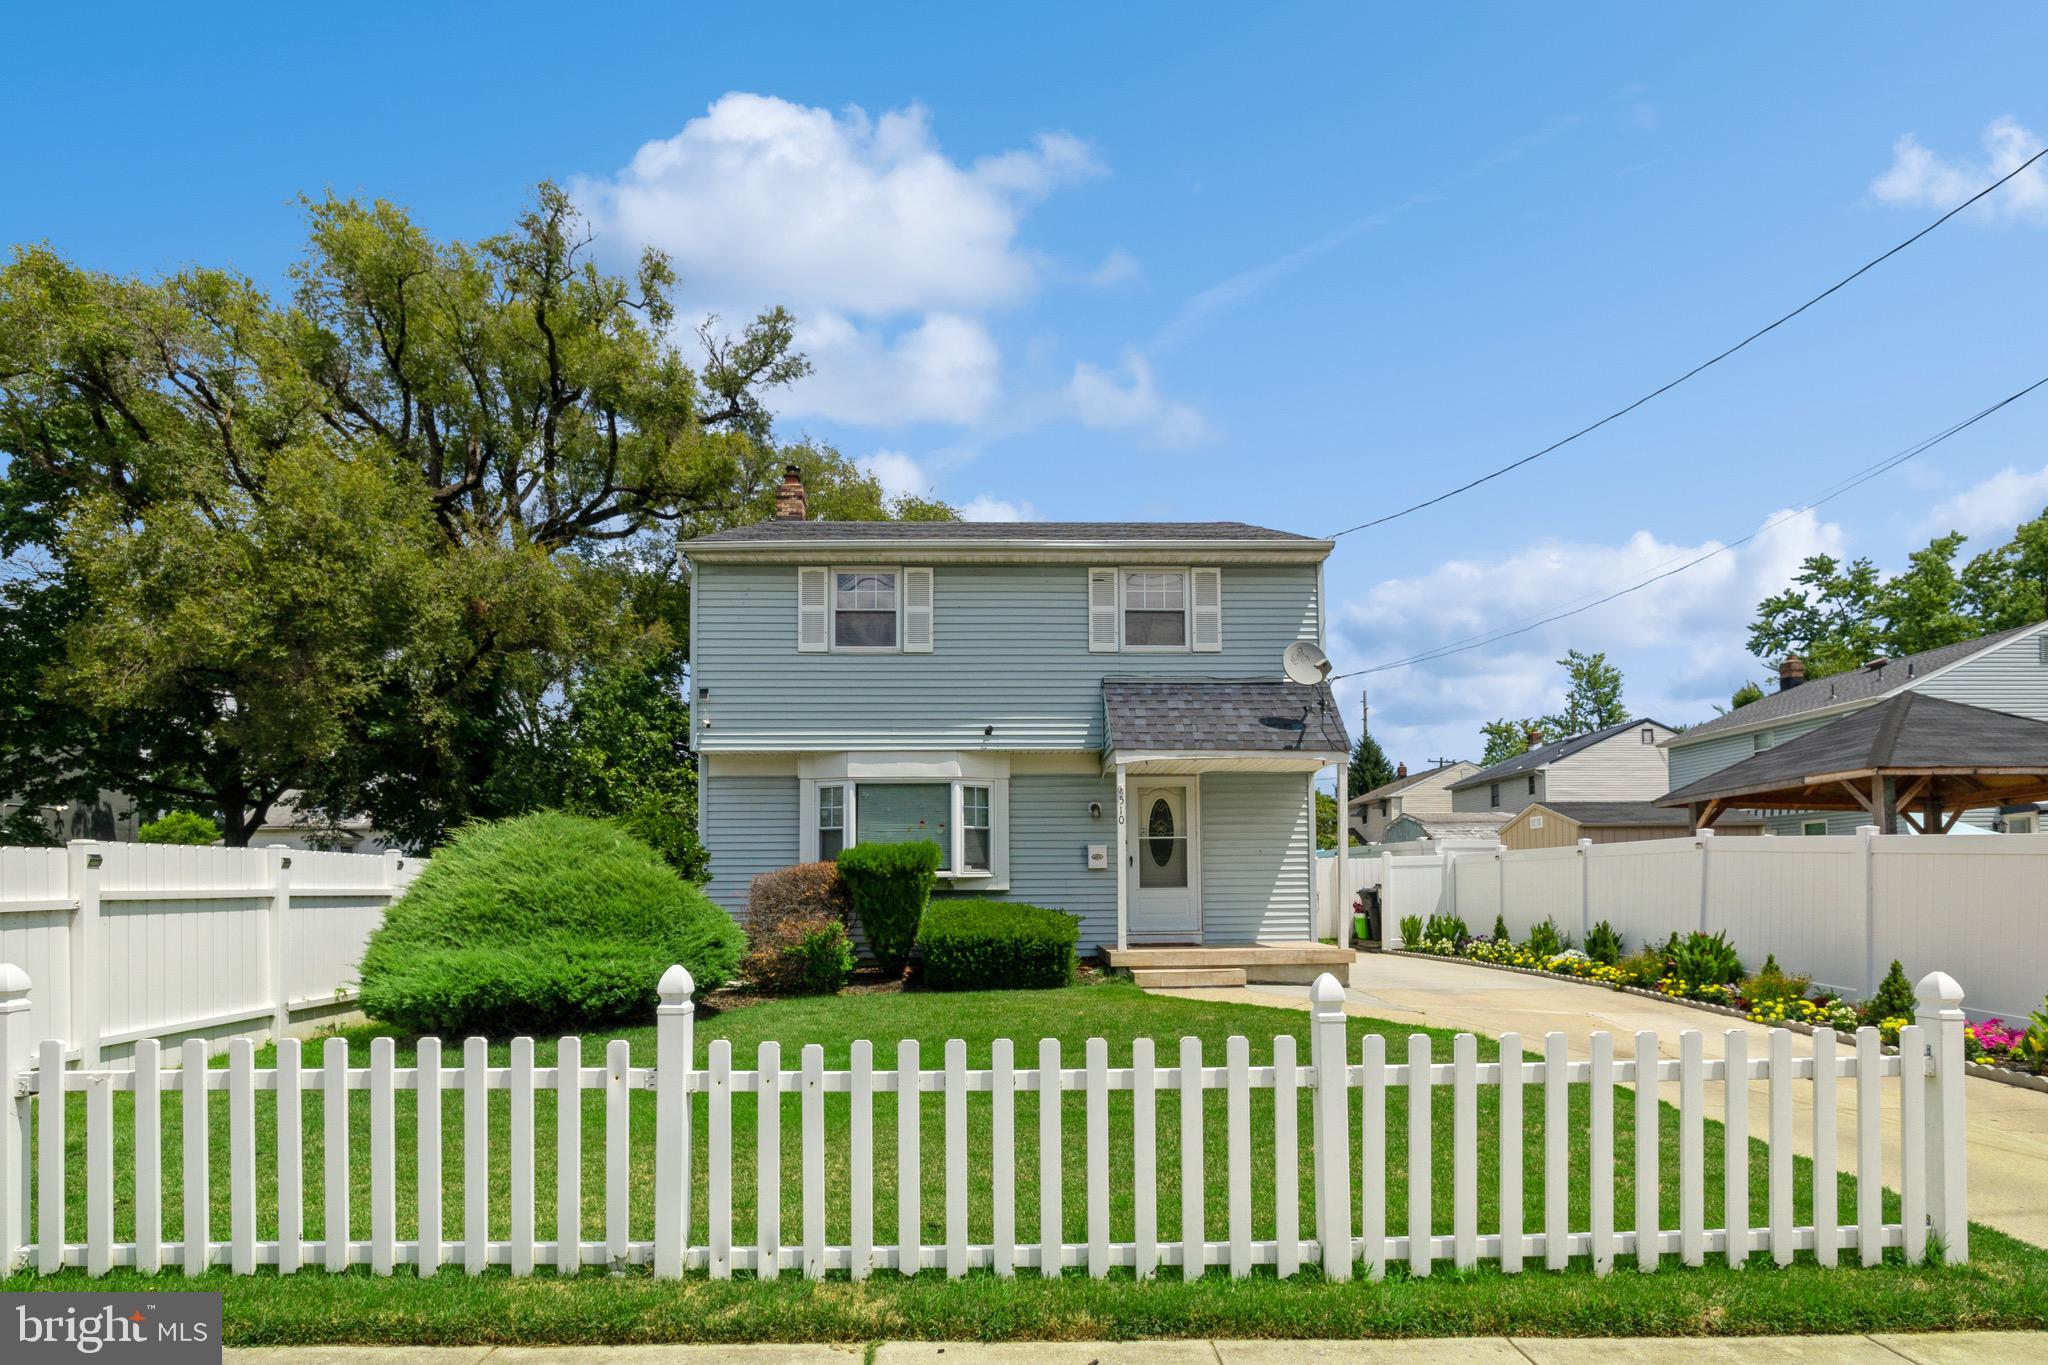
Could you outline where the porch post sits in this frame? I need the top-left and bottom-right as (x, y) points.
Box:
(1114, 763), (1129, 951)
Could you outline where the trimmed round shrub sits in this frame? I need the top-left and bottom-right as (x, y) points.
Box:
(743, 861), (854, 994)
(916, 899), (1079, 991)
(138, 811), (220, 845)
(357, 811), (743, 1035)
(836, 840), (941, 973)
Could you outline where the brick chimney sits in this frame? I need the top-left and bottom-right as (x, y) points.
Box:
(773, 464), (807, 521)
(1778, 654), (1806, 691)
(1396, 761), (1407, 778)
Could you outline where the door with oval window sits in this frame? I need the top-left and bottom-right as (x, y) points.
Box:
(1129, 781), (1199, 939)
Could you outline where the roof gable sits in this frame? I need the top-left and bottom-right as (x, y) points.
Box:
(1450, 717), (1668, 789)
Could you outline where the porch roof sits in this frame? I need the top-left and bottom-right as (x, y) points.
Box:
(1101, 677), (1349, 771)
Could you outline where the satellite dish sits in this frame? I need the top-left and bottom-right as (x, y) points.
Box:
(1282, 640), (1332, 686)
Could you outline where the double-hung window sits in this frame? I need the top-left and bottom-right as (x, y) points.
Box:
(960, 784), (992, 873)
(817, 784), (847, 861)
(1121, 570), (1188, 648)
(834, 570), (898, 648)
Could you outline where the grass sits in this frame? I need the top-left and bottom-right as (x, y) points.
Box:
(6, 978), (2046, 1345)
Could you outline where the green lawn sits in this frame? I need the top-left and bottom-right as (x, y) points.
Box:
(7, 978), (2045, 1344)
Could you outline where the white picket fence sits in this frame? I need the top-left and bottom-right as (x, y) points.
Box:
(1383, 830), (2048, 1020)
(0, 841), (419, 1064)
(0, 963), (1971, 1280)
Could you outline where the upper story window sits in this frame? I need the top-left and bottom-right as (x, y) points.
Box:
(1122, 571), (1187, 648)
(1088, 566), (1223, 654)
(1489, 783), (1501, 806)
(1641, 727), (1655, 744)
(1378, 798), (1389, 817)
(834, 571), (898, 648)
(797, 566), (933, 654)
(1526, 775), (1536, 795)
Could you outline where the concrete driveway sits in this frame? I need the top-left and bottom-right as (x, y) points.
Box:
(1151, 951), (2048, 1248)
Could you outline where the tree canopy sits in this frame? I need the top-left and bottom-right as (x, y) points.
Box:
(1746, 509), (2048, 679)
(1347, 732), (1396, 797)
(1478, 648), (1629, 763)
(0, 183), (953, 850)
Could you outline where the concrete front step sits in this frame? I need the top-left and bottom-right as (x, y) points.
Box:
(1102, 942), (1353, 970)
(1129, 967), (1248, 989)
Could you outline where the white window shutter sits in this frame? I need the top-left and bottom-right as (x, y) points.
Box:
(902, 566), (933, 653)
(1191, 567), (1223, 652)
(1088, 568), (1119, 652)
(797, 567), (829, 652)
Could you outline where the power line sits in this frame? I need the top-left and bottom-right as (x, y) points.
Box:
(1328, 371), (2048, 682)
(1327, 144), (2048, 540)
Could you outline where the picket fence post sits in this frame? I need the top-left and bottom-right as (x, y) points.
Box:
(67, 840), (104, 1067)
(1309, 971), (1352, 1280)
(654, 964), (695, 1279)
(1915, 971), (1968, 1264)
(0, 964), (30, 1274)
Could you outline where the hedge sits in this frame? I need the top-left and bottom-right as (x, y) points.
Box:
(915, 899), (1080, 991)
(357, 811), (743, 1035)
(835, 840), (941, 973)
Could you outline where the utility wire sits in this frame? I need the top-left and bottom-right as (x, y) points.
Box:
(1327, 145), (2048, 540)
(1328, 371), (2048, 681)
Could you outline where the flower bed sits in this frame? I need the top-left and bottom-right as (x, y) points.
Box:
(1392, 909), (2048, 1085)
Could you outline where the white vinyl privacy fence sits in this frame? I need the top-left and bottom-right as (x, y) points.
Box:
(0, 964), (1972, 1279)
(1385, 830), (2048, 1021)
(0, 841), (419, 1064)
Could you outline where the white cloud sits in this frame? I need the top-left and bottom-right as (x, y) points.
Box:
(1086, 248), (1141, 286)
(1871, 116), (2048, 223)
(1919, 461), (2048, 540)
(777, 312), (1001, 427)
(1326, 509), (1843, 768)
(1066, 350), (1212, 448)
(959, 494), (1041, 522)
(578, 93), (1101, 316)
(858, 449), (934, 502)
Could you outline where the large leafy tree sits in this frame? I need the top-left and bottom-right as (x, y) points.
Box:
(1747, 509), (2048, 680)
(0, 183), (951, 848)
(1480, 718), (1534, 766)
(1541, 648), (1627, 738)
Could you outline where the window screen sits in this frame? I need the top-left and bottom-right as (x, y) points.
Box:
(856, 783), (951, 870)
(1121, 571), (1186, 647)
(834, 571), (897, 648)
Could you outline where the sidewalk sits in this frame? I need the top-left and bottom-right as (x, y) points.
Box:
(1146, 951), (2048, 1247)
(220, 1334), (2048, 1363)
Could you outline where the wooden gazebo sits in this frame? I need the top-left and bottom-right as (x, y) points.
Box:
(1657, 691), (2048, 834)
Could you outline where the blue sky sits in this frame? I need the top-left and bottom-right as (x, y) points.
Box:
(9, 4), (2048, 769)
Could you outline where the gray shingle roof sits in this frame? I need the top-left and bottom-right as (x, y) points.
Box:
(1349, 760), (1474, 807)
(1660, 692), (2048, 806)
(1103, 678), (1349, 755)
(1678, 624), (2041, 741)
(1386, 811), (1513, 840)
(685, 519), (1317, 546)
(1449, 717), (1669, 789)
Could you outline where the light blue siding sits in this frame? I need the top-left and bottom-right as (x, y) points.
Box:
(1199, 773), (1313, 941)
(701, 774), (799, 918)
(936, 772), (1118, 949)
(692, 562), (1320, 751)
(1668, 712), (1841, 788)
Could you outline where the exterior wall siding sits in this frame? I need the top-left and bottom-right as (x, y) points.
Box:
(1548, 726), (1672, 800)
(701, 772), (800, 919)
(691, 561), (1320, 752)
(1199, 772), (1313, 941)
(1451, 772), (1544, 814)
(1915, 624), (2048, 719)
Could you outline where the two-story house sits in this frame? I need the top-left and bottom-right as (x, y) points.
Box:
(681, 470), (1350, 957)
(1447, 716), (1677, 814)
(1661, 623), (2048, 834)
(1347, 760), (1478, 844)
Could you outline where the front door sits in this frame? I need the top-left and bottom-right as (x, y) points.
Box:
(1129, 781), (1198, 939)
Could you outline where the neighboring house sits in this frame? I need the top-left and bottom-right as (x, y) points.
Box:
(1665, 623), (2048, 834)
(1381, 810), (1513, 846)
(1448, 717), (1676, 815)
(681, 468), (1349, 955)
(0, 789), (139, 843)
(247, 795), (397, 853)
(1348, 760), (1479, 844)
(1497, 799), (1764, 850)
